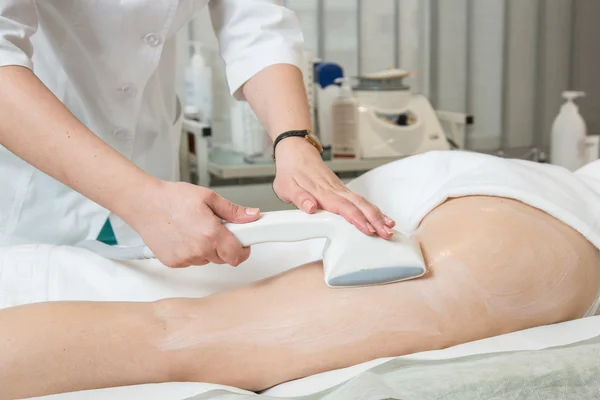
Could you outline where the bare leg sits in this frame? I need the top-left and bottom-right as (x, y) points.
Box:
(0, 301), (172, 399)
(166, 196), (600, 389)
(2, 196), (599, 397)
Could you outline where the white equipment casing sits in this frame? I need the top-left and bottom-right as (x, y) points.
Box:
(356, 89), (450, 158)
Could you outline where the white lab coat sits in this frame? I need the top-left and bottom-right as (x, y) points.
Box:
(0, 0), (304, 246)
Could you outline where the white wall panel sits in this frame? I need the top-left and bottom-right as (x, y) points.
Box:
(284, 0), (318, 54)
(572, 0), (600, 136)
(467, 0), (504, 150)
(359, 0), (395, 74)
(537, 0), (574, 148)
(433, 0), (468, 113)
(398, 0), (430, 96)
(504, 0), (540, 148)
(324, 0), (359, 76)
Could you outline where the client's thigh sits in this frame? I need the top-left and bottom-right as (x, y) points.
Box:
(169, 196), (600, 389)
(414, 195), (600, 341)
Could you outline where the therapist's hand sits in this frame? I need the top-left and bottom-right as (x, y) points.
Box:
(272, 138), (395, 239)
(126, 182), (260, 268)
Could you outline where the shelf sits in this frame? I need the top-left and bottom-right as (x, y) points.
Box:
(183, 119), (550, 182)
(208, 147), (402, 180)
(183, 119), (404, 180)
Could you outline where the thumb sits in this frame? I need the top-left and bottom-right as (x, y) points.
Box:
(205, 193), (260, 223)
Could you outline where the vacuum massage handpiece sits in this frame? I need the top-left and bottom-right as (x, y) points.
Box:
(77, 210), (427, 288)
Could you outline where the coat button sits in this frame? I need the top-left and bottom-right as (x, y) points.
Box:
(117, 85), (137, 98)
(113, 128), (132, 140)
(144, 33), (162, 47)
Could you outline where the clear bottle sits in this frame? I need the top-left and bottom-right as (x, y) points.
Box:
(550, 91), (587, 171)
(331, 77), (358, 159)
(185, 42), (213, 125)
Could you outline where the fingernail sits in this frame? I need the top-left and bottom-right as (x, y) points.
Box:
(246, 208), (260, 215)
(302, 200), (315, 212)
(384, 226), (395, 235)
(366, 223), (376, 233)
(384, 216), (395, 226)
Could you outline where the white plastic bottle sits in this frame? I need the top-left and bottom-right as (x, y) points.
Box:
(185, 42), (213, 125)
(331, 77), (358, 159)
(317, 84), (339, 159)
(551, 91), (587, 171)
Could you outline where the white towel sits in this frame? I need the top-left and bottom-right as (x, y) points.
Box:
(348, 150), (600, 251)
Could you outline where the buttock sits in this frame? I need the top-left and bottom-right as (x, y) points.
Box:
(411, 196), (600, 339)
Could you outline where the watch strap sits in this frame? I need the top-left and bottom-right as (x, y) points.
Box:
(273, 130), (323, 160)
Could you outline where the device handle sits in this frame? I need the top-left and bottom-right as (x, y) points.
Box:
(225, 209), (337, 246)
(76, 210), (338, 261)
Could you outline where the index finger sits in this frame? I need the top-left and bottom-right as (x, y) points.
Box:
(339, 191), (394, 239)
(317, 192), (375, 236)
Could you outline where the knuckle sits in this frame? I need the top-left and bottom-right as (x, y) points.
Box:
(219, 238), (242, 265)
(191, 258), (209, 266)
(228, 201), (242, 217)
(205, 222), (223, 240)
(346, 204), (366, 220)
(166, 257), (185, 269)
(336, 196), (355, 210)
(189, 243), (206, 259)
(239, 248), (251, 263)
(201, 189), (218, 204)
(349, 193), (366, 205)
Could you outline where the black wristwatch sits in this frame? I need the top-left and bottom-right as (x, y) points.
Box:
(272, 129), (323, 160)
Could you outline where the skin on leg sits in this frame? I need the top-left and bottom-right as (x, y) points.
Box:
(2, 196), (599, 397)
(0, 301), (174, 399)
(165, 196), (600, 390)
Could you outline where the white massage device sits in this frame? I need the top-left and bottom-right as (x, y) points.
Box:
(354, 69), (451, 159)
(77, 210), (427, 288)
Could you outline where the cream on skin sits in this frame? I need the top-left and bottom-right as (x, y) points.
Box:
(159, 197), (600, 358)
(2, 196), (600, 398)
(160, 196), (600, 391)
(414, 197), (599, 325)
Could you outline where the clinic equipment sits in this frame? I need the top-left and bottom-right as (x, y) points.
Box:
(77, 210), (427, 288)
(551, 91), (587, 171)
(331, 77), (359, 158)
(353, 69), (451, 159)
(314, 62), (345, 160)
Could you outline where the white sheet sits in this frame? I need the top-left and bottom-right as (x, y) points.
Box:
(5, 151), (600, 398)
(29, 316), (600, 399)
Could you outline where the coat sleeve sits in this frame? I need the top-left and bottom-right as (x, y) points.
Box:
(0, 0), (39, 69)
(209, 0), (305, 100)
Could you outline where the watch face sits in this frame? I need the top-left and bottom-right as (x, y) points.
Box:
(306, 132), (324, 153)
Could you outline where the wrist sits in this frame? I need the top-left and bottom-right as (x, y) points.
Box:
(273, 131), (323, 162)
(111, 172), (166, 225)
(274, 136), (321, 163)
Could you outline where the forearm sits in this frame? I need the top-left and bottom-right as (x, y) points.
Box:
(241, 64), (312, 141)
(0, 66), (158, 217)
(0, 300), (174, 399)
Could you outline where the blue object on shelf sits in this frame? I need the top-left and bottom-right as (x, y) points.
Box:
(314, 63), (344, 89)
